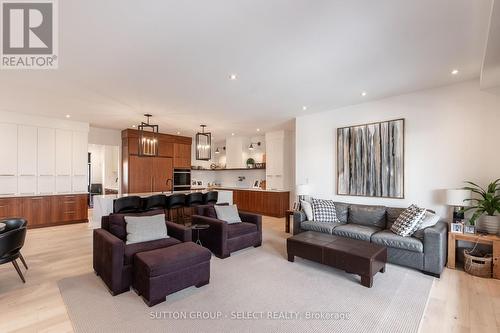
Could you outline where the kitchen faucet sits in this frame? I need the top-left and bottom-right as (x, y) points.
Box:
(164, 179), (173, 194)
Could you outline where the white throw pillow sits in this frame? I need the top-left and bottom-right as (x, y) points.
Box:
(390, 205), (427, 237)
(124, 214), (169, 245)
(300, 200), (313, 221)
(412, 211), (440, 239)
(214, 205), (242, 224)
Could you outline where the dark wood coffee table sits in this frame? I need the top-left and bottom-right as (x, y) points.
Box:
(287, 231), (387, 288)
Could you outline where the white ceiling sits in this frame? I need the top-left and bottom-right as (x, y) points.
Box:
(0, 0), (493, 138)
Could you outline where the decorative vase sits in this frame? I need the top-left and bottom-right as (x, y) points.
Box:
(475, 215), (500, 235)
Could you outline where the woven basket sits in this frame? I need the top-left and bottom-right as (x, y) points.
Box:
(464, 249), (492, 278)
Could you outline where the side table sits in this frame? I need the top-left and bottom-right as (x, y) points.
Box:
(191, 224), (210, 246)
(447, 231), (500, 279)
(285, 210), (295, 234)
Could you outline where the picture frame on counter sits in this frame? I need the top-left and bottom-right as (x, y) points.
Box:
(253, 180), (261, 188)
(451, 222), (464, 233)
(463, 224), (476, 234)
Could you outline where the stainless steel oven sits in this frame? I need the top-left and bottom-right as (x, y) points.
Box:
(173, 169), (191, 191)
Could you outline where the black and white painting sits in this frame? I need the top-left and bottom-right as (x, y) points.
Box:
(337, 119), (404, 198)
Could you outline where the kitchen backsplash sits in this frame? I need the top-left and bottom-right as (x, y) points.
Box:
(191, 169), (266, 188)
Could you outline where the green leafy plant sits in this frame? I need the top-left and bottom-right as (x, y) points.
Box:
(246, 158), (255, 166)
(462, 179), (500, 225)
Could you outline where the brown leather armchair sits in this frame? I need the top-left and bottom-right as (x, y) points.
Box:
(191, 205), (262, 258)
(93, 209), (191, 295)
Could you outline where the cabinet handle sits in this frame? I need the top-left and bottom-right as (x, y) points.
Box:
(64, 211), (75, 214)
(0, 174), (15, 176)
(0, 205), (6, 208)
(31, 198), (43, 200)
(64, 201), (75, 204)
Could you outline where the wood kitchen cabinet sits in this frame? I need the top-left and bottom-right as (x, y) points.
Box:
(21, 196), (53, 227)
(15, 194), (88, 228)
(229, 189), (289, 218)
(128, 155), (154, 193)
(173, 143), (191, 169)
(152, 157), (173, 192)
(121, 129), (191, 193)
(0, 198), (21, 220)
(51, 194), (87, 223)
(127, 156), (173, 193)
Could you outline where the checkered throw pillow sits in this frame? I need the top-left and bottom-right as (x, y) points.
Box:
(311, 198), (340, 224)
(390, 204), (427, 237)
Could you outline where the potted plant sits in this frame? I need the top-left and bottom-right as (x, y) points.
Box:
(246, 158), (255, 168)
(462, 179), (500, 234)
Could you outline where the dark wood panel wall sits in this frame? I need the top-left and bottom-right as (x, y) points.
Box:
(121, 129), (192, 194)
(0, 194), (88, 229)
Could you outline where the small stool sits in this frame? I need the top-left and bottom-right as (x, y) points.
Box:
(134, 242), (211, 307)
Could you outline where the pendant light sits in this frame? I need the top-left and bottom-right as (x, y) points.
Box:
(138, 114), (159, 157)
(196, 125), (212, 161)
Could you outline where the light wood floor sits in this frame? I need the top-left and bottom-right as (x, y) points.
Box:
(0, 217), (499, 333)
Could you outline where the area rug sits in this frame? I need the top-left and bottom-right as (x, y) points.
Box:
(58, 227), (434, 333)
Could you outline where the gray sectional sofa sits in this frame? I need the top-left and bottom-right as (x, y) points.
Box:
(293, 202), (447, 277)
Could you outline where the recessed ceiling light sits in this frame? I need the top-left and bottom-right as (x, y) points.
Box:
(132, 125), (136, 128)
(256, 128), (260, 132)
(65, 114), (71, 118)
(302, 106), (307, 111)
(451, 69), (459, 75)
(231, 133), (235, 136)
(229, 74), (237, 80)
(176, 131), (181, 135)
(361, 91), (367, 97)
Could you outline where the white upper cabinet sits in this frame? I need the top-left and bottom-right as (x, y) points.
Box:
(72, 131), (88, 176)
(56, 129), (72, 176)
(0, 124), (18, 175)
(18, 125), (37, 176)
(38, 127), (56, 176)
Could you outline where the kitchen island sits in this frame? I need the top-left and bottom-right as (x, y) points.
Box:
(212, 187), (290, 218)
(92, 190), (233, 226)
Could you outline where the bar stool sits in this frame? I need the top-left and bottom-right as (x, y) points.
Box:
(166, 194), (186, 224)
(113, 196), (142, 214)
(184, 193), (204, 225)
(142, 194), (167, 212)
(202, 191), (218, 205)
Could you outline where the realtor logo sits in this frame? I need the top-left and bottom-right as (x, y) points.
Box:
(1, 0), (58, 69)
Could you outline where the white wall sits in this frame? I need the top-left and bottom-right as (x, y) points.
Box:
(88, 126), (121, 146)
(295, 80), (500, 217)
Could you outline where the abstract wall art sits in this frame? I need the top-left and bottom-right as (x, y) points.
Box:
(337, 119), (404, 198)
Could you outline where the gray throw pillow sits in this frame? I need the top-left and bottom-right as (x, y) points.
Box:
(124, 214), (169, 245)
(412, 211), (440, 240)
(214, 205), (242, 224)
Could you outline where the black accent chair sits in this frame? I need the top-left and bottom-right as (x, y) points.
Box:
(203, 191), (218, 205)
(0, 218), (28, 283)
(142, 194), (167, 211)
(113, 196), (142, 214)
(166, 194), (186, 224)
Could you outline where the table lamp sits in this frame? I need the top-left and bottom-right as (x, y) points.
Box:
(446, 189), (471, 222)
(296, 184), (310, 210)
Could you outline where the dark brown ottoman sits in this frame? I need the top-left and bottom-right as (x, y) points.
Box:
(133, 242), (211, 306)
(287, 231), (387, 288)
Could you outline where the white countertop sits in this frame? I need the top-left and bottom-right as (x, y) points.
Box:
(0, 192), (89, 198)
(94, 190), (214, 200)
(212, 187), (289, 193)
